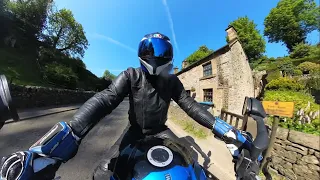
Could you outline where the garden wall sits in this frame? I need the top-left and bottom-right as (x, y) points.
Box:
(270, 127), (320, 180)
(10, 84), (96, 109)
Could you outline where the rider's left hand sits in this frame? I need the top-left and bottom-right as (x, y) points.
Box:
(223, 128), (249, 158)
(1, 151), (61, 180)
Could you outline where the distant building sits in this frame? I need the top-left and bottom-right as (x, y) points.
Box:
(175, 26), (254, 115)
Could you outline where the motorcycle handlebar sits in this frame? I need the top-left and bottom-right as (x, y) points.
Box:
(250, 115), (269, 161)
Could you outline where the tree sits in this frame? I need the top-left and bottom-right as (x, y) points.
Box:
(277, 59), (295, 76)
(264, 0), (320, 52)
(229, 16), (266, 61)
(0, 0), (6, 14)
(102, 70), (116, 80)
(7, 0), (51, 39)
(44, 8), (88, 58)
(289, 43), (313, 58)
(297, 61), (319, 73)
(185, 45), (213, 64)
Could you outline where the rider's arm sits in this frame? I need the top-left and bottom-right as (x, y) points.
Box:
(69, 70), (130, 138)
(1, 72), (131, 180)
(171, 75), (216, 129)
(171, 76), (249, 155)
(29, 70), (131, 162)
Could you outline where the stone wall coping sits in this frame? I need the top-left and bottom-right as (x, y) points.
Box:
(11, 84), (96, 94)
(287, 129), (320, 151)
(11, 84), (96, 109)
(276, 127), (320, 151)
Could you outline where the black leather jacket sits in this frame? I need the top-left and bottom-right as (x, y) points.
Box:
(69, 67), (216, 138)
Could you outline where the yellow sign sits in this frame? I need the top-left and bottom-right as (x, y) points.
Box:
(262, 101), (294, 118)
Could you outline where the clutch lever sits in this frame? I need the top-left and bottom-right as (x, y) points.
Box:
(262, 157), (272, 180)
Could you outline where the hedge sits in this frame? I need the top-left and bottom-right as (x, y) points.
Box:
(265, 77), (304, 91)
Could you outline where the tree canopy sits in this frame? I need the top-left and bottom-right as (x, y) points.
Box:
(44, 8), (89, 58)
(264, 0), (320, 52)
(2, 0), (51, 47)
(7, 0), (51, 38)
(0, 0), (6, 14)
(103, 70), (116, 80)
(229, 16), (266, 61)
(185, 45), (213, 64)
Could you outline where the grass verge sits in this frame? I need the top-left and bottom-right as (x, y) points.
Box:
(170, 116), (211, 139)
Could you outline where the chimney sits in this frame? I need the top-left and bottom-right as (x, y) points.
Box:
(226, 26), (238, 43)
(173, 67), (179, 74)
(182, 60), (189, 69)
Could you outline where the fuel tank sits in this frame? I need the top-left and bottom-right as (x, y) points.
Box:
(111, 137), (207, 180)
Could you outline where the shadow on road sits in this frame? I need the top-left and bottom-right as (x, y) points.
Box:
(0, 121), (55, 157)
(180, 135), (212, 169)
(178, 135), (218, 180)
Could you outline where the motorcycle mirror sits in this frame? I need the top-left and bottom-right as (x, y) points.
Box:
(242, 97), (266, 119)
(0, 75), (19, 128)
(242, 97), (269, 162)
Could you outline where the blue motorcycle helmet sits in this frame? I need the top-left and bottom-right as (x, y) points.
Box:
(138, 32), (173, 75)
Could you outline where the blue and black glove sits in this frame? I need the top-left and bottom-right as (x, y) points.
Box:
(1, 121), (80, 180)
(0, 151), (60, 180)
(212, 117), (252, 158)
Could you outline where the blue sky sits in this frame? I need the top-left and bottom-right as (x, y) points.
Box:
(55, 0), (319, 77)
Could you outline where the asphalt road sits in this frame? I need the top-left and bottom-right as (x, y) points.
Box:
(0, 99), (130, 180)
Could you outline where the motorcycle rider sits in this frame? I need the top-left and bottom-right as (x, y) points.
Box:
(1, 32), (246, 180)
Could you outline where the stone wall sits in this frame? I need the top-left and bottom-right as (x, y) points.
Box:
(10, 84), (96, 109)
(225, 40), (254, 115)
(252, 70), (267, 98)
(178, 64), (203, 102)
(270, 127), (320, 180)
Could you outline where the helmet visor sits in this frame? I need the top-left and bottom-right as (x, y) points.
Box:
(138, 38), (173, 62)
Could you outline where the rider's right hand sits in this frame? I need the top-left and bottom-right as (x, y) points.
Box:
(0, 151), (61, 180)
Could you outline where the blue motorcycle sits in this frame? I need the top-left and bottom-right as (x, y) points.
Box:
(0, 87), (272, 180)
(110, 97), (272, 180)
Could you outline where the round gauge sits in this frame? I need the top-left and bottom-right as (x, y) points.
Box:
(147, 145), (173, 168)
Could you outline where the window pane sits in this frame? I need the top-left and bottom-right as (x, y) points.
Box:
(203, 89), (213, 102)
(203, 63), (212, 77)
(186, 90), (191, 96)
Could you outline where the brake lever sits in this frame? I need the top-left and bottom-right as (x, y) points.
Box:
(262, 157), (272, 180)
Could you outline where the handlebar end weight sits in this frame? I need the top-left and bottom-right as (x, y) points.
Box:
(0, 75), (19, 126)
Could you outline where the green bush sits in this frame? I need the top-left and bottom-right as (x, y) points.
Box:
(266, 77), (304, 91)
(277, 59), (294, 76)
(44, 63), (78, 89)
(297, 62), (319, 73)
(279, 118), (320, 136)
(264, 90), (320, 135)
(309, 44), (320, 57)
(305, 68), (320, 91)
(293, 69), (303, 76)
(266, 70), (282, 83)
(263, 90), (318, 113)
(289, 43), (313, 59)
(292, 56), (320, 66)
(289, 43), (320, 59)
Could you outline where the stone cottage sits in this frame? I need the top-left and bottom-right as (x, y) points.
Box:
(174, 26), (254, 115)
